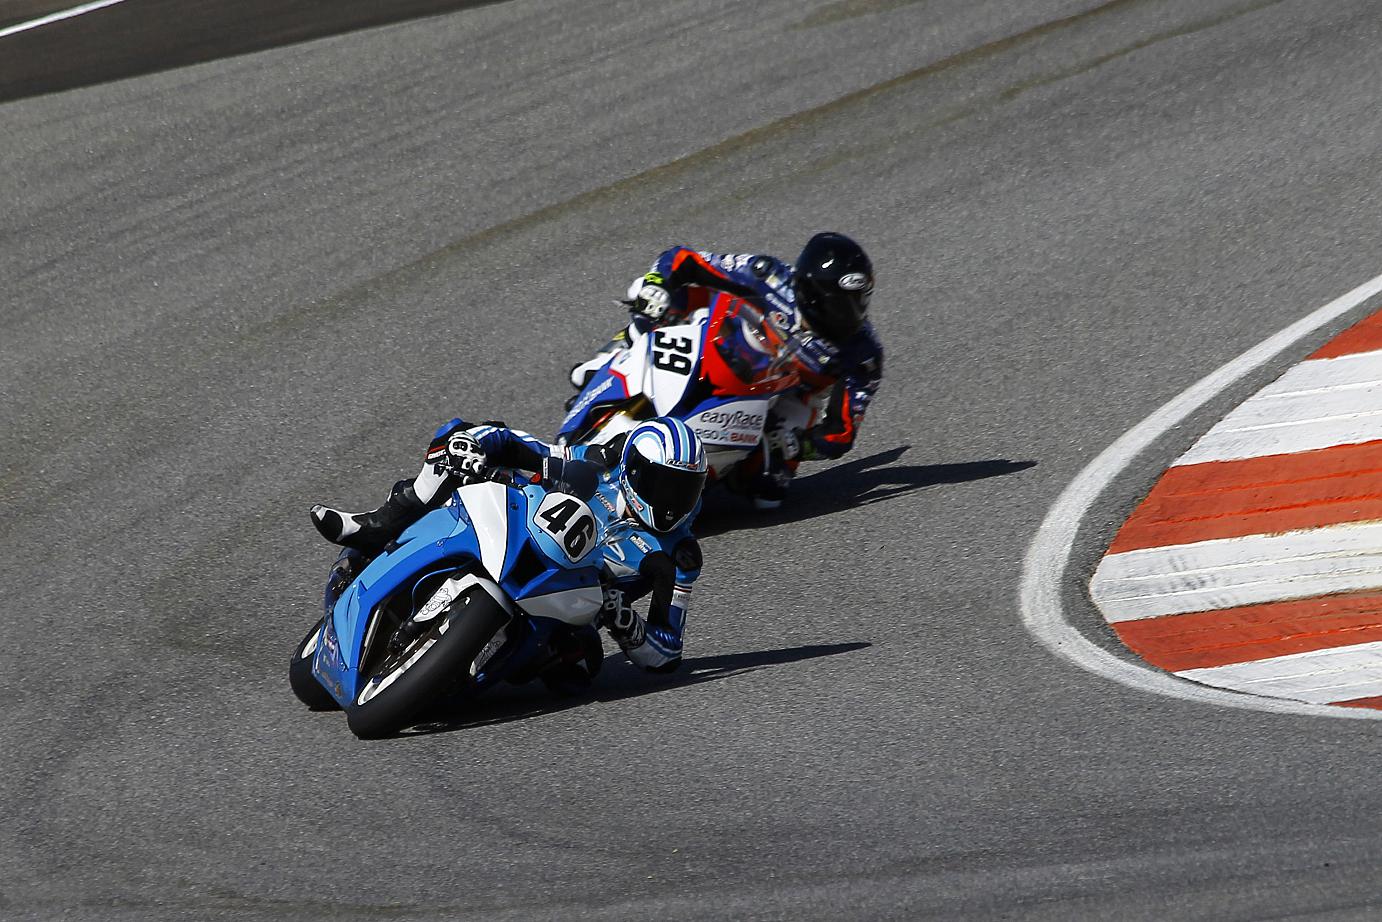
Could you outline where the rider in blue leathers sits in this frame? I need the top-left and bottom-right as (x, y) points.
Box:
(569, 233), (883, 507)
(310, 417), (705, 671)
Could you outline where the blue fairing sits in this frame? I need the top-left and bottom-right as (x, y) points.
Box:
(558, 361), (629, 438)
(312, 503), (474, 705)
(313, 483), (601, 707)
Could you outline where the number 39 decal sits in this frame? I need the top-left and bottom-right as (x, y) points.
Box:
(534, 493), (598, 563)
(652, 330), (695, 375)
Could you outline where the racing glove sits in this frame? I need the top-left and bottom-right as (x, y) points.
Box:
(628, 272), (671, 322)
(768, 425), (837, 462)
(601, 587), (646, 650)
(444, 431), (490, 482)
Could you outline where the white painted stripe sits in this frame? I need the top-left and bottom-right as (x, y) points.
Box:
(1092, 521), (1382, 621)
(1176, 350), (1382, 464)
(1253, 348), (1382, 399)
(1178, 640), (1382, 704)
(0, 0), (130, 39)
(1019, 271), (1382, 720)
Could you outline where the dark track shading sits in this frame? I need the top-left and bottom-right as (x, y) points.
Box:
(400, 642), (873, 735)
(0, 0), (508, 103)
(696, 447), (1038, 536)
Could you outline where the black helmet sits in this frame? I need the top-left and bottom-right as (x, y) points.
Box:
(793, 232), (874, 342)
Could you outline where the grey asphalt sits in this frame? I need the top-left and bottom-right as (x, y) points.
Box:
(2, 0), (1380, 919)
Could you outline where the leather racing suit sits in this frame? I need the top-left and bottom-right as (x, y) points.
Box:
(420, 419), (701, 671)
(573, 246), (883, 502)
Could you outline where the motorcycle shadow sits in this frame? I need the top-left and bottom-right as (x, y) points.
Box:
(400, 641), (871, 736)
(696, 446), (1036, 536)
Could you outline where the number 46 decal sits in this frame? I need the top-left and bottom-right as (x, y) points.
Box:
(534, 493), (598, 562)
(652, 330), (695, 375)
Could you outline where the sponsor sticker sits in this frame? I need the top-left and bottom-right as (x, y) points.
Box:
(565, 376), (616, 420)
(839, 272), (869, 291)
(689, 404), (768, 446)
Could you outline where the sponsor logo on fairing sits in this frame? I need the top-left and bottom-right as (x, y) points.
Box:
(697, 408), (766, 429)
(689, 405), (768, 446)
(629, 533), (653, 553)
(566, 376), (616, 420)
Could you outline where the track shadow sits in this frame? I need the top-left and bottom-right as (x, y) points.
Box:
(694, 446), (1037, 536)
(400, 641), (871, 736)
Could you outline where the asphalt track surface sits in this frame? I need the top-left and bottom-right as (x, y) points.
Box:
(3, 1), (1381, 919)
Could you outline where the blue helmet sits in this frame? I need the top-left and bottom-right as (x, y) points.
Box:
(619, 418), (708, 532)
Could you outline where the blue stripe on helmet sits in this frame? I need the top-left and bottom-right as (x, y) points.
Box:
(664, 418), (680, 460)
(681, 419), (702, 464)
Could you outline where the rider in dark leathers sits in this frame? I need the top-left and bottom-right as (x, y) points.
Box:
(569, 232), (883, 507)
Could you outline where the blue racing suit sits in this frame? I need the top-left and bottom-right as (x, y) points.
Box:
(420, 418), (700, 671)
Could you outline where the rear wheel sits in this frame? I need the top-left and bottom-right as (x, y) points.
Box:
(288, 619), (340, 711)
(345, 587), (510, 739)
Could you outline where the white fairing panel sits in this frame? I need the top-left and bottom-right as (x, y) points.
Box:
(644, 322), (703, 416)
(520, 586), (604, 625)
(684, 398), (772, 449)
(458, 481), (511, 581)
(412, 572), (513, 624)
(589, 411), (639, 447)
(609, 345), (646, 396)
(705, 448), (745, 477)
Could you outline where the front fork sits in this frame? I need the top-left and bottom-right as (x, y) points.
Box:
(323, 547), (368, 618)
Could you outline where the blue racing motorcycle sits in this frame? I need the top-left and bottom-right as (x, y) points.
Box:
(289, 479), (608, 738)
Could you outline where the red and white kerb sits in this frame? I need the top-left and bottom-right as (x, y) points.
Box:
(1091, 309), (1382, 710)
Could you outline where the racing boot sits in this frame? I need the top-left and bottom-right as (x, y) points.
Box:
(310, 479), (426, 557)
(750, 470), (790, 510)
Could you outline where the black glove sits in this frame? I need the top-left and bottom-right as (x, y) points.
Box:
(444, 431), (490, 482)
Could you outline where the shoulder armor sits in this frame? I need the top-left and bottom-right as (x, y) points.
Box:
(749, 256), (775, 279)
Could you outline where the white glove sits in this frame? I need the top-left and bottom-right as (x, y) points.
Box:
(445, 431), (489, 481)
(765, 425), (803, 461)
(627, 274), (671, 321)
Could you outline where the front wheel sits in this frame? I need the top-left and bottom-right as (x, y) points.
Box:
(345, 587), (510, 739)
(288, 619), (340, 711)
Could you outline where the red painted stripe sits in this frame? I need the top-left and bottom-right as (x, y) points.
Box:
(1309, 306), (1382, 359)
(1112, 594), (1382, 672)
(1333, 695), (1382, 710)
(1108, 440), (1382, 553)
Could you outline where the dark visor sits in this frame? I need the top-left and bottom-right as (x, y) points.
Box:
(627, 454), (706, 530)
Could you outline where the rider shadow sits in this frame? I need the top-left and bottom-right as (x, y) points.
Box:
(695, 446), (1037, 536)
(401, 641), (871, 736)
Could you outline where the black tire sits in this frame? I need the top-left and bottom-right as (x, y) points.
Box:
(345, 587), (510, 739)
(289, 619), (341, 711)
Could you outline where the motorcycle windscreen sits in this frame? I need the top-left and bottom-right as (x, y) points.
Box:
(626, 455), (706, 531)
(704, 297), (800, 396)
